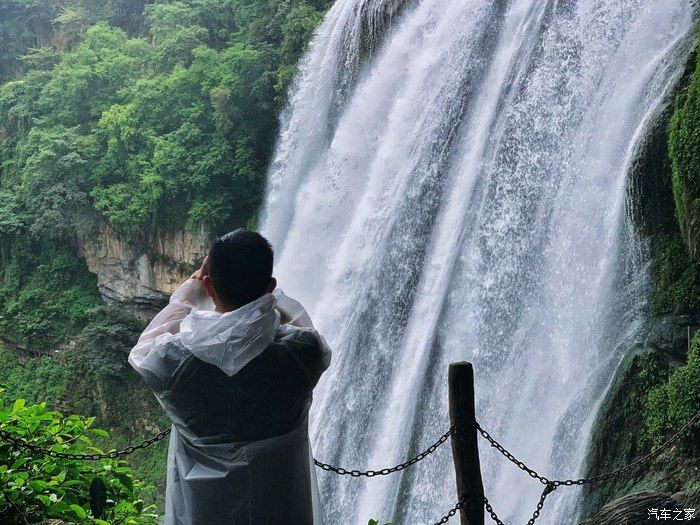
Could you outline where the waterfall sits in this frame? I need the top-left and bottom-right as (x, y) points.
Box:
(261, 0), (695, 523)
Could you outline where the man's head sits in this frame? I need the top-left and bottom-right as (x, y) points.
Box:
(202, 229), (276, 312)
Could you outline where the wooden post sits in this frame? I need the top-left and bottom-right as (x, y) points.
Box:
(449, 362), (485, 525)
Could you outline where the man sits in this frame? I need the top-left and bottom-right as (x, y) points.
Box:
(128, 229), (331, 524)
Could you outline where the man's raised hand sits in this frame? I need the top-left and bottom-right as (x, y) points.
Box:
(190, 256), (209, 280)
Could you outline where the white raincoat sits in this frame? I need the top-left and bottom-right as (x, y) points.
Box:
(128, 279), (331, 524)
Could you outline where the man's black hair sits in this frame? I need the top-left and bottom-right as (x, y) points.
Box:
(207, 229), (274, 307)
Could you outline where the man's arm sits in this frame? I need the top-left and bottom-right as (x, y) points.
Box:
(273, 289), (315, 327)
(274, 289), (332, 386)
(128, 258), (209, 371)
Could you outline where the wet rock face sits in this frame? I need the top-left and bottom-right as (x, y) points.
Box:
(579, 490), (700, 525)
(579, 344), (674, 518)
(578, 315), (700, 520)
(77, 223), (210, 318)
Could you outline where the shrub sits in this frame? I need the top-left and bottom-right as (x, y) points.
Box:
(0, 346), (68, 405)
(644, 335), (700, 448)
(0, 389), (159, 524)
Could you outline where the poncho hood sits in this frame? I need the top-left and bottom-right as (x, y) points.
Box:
(178, 292), (281, 377)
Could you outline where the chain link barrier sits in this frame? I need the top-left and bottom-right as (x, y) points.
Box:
(433, 497), (466, 525)
(1, 423), (458, 523)
(2, 406), (698, 525)
(314, 426), (453, 477)
(484, 482), (557, 525)
(478, 408), (700, 488)
(0, 427), (171, 460)
(476, 408), (700, 525)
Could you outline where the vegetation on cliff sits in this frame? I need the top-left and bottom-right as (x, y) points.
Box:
(645, 334), (700, 448)
(645, 40), (700, 446)
(670, 48), (700, 261)
(0, 0), (329, 349)
(0, 303), (169, 514)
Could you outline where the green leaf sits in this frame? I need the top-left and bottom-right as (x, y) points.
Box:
(70, 503), (87, 519)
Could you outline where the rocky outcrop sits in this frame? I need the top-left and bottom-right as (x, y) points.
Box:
(579, 490), (700, 525)
(579, 341), (672, 518)
(580, 39), (700, 521)
(77, 223), (211, 318)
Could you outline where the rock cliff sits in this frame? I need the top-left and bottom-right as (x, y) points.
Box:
(77, 223), (210, 318)
(579, 490), (700, 525)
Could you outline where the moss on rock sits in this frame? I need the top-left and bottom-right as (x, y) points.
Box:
(670, 48), (700, 260)
(649, 232), (700, 315)
(580, 345), (672, 517)
(645, 334), (700, 453)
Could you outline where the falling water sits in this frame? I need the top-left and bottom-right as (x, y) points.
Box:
(261, 0), (695, 523)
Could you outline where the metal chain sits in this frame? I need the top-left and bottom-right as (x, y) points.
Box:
(314, 426), (454, 477)
(552, 408), (700, 487)
(2, 424), (453, 470)
(526, 483), (556, 525)
(439, 411), (697, 525)
(432, 497), (466, 525)
(481, 481), (556, 525)
(0, 427), (171, 460)
(484, 495), (506, 525)
(3, 406), (697, 525)
(476, 423), (552, 485)
(477, 408), (700, 489)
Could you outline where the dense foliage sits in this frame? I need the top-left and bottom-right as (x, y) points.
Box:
(0, 388), (158, 524)
(0, 320), (170, 514)
(0, 1), (148, 81)
(63, 307), (169, 504)
(0, 0), (326, 240)
(65, 305), (166, 438)
(0, 239), (101, 350)
(645, 334), (700, 448)
(670, 49), (700, 260)
(0, 0), (329, 350)
(0, 346), (68, 405)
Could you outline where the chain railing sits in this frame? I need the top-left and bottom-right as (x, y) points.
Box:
(0, 427), (171, 460)
(475, 408), (700, 525)
(314, 426), (453, 477)
(2, 408), (699, 524)
(1, 423), (457, 523)
(433, 497), (467, 525)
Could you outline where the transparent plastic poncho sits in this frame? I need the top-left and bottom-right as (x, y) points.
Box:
(128, 279), (330, 524)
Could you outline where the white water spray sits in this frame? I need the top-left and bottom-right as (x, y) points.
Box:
(262, 0), (694, 523)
